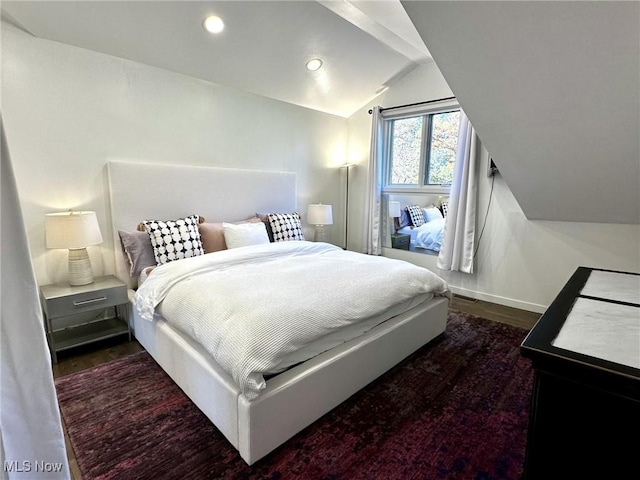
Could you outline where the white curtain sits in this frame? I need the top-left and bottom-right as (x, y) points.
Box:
(0, 114), (70, 479)
(364, 106), (384, 255)
(437, 111), (480, 273)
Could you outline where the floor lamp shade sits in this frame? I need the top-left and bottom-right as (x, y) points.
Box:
(307, 204), (333, 242)
(45, 211), (103, 286)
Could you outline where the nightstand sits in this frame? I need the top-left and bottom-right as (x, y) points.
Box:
(40, 275), (130, 363)
(391, 233), (411, 250)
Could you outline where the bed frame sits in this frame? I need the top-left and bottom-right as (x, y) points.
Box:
(107, 160), (449, 465)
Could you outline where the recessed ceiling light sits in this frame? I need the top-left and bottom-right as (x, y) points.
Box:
(203, 15), (224, 34)
(305, 58), (323, 72)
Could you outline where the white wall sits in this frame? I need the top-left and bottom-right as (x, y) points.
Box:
(3, 20), (638, 311)
(1, 22), (348, 286)
(348, 62), (640, 312)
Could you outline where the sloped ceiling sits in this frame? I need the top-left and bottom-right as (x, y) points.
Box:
(403, 1), (640, 225)
(3, 1), (638, 225)
(0, 0), (431, 118)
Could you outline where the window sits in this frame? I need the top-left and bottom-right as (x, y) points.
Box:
(385, 108), (460, 192)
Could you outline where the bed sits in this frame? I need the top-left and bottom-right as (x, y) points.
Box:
(107, 160), (451, 465)
(398, 219), (445, 252)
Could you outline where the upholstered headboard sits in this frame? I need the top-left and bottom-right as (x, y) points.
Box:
(107, 160), (297, 286)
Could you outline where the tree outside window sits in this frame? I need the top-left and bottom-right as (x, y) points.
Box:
(387, 109), (460, 188)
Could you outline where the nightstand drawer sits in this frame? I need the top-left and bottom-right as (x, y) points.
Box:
(41, 278), (127, 318)
(45, 288), (125, 318)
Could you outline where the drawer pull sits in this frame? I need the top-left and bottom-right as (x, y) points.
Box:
(73, 296), (107, 306)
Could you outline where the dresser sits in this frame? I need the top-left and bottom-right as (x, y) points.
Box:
(520, 267), (639, 479)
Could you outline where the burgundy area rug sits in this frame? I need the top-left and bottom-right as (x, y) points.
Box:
(55, 311), (534, 480)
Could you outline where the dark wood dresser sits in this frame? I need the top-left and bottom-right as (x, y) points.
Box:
(520, 267), (639, 480)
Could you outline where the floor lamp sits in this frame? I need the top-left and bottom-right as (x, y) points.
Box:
(340, 163), (355, 250)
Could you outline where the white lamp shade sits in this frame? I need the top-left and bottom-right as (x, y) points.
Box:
(389, 201), (401, 218)
(45, 211), (103, 249)
(307, 204), (333, 225)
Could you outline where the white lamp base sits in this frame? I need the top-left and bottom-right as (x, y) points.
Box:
(68, 248), (94, 286)
(313, 225), (327, 242)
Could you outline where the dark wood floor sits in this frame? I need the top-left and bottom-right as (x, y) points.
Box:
(450, 295), (540, 330)
(53, 295), (540, 480)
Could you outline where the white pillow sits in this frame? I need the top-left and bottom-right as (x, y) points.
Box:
(222, 221), (270, 249)
(423, 206), (444, 223)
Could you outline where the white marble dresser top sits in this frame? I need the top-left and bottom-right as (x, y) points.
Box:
(580, 270), (640, 305)
(552, 270), (640, 369)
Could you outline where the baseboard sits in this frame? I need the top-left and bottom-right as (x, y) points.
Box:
(382, 247), (548, 314)
(449, 286), (547, 314)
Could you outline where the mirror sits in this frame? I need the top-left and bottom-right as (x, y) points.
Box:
(382, 194), (447, 256)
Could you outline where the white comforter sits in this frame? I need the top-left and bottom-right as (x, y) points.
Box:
(135, 241), (450, 399)
(415, 218), (445, 252)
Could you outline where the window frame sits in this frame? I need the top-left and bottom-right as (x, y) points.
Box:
(382, 100), (460, 195)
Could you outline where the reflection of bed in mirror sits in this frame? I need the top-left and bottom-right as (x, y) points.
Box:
(398, 218), (445, 253)
(397, 204), (446, 253)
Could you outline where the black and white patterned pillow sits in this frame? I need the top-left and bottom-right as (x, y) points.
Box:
(406, 205), (425, 227)
(267, 212), (305, 242)
(440, 201), (449, 218)
(142, 214), (204, 265)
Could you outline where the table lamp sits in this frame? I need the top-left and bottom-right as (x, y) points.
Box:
(45, 210), (103, 286)
(389, 201), (401, 234)
(307, 204), (333, 242)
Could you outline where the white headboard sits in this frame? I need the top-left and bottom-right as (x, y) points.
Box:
(107, 160), (297, 285)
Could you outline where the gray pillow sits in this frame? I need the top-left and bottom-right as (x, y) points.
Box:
(400, 209), (411, 228)
(118, 230), (156, 278)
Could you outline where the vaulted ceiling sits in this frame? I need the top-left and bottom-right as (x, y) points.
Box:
(1, 0), (431, 118)
(2, 1), (639, 225)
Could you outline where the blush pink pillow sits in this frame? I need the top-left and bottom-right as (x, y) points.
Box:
(199, 216), (262, 253)
(198, 222), (226, 253)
